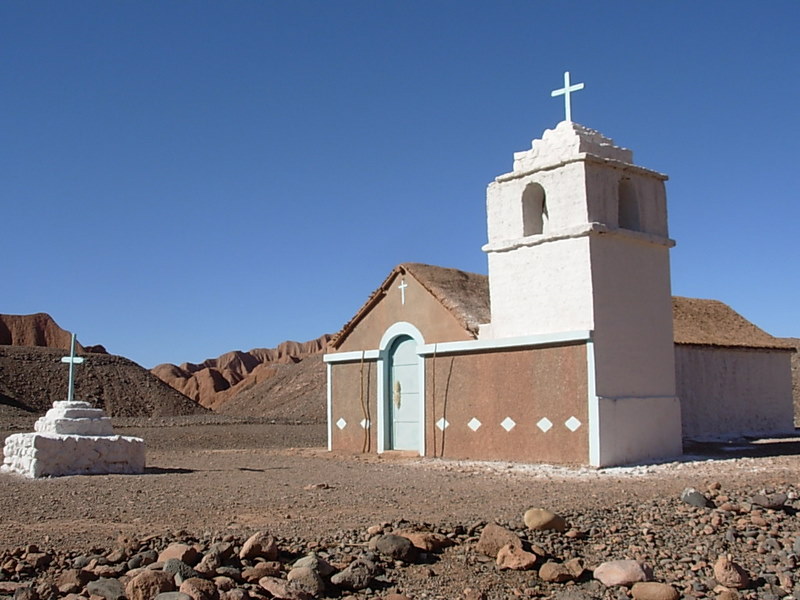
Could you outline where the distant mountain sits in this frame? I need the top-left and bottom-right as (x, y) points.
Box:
(0, 313), (206, 418)
(0, 313), (92, 351)
(151, 335), (331, 412)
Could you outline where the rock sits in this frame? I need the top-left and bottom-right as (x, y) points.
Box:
(395, 530), (453, 553)
(0, 583), (27, 595)
(86, 578), (126, 600)
(373, 534), (417, 562)
(258, 576), (312, 600)
(126, 570), (176, 600)
(93, 564), (127, 578)
(330, 558), (378, 591)
(496, 544), (538, 571)
(215, 567), (241, 582)
(523, 508), (567, 532)
(12, 586), (36, 600)
(240, 532), (279, 561)
(475, 524), (521, 558)
(212, 577), (236, 592)
(462, 589), (487, 600)
(716, 591), (739, 600)
(179, 578), (220, 600)
(241, 562), (282, 582)
(539, 561), (575, 582)
(751, 492), (787, 509)
(631, 582), (679, 600)
(680, 488), (712, 508)
(292, 553), (335, 577)
(713, 555), (750, 589)
(154, 593), (193, 600)
(565, 558), (585, 579)
(287, 567), (325, 596)
(593, 560), (650, 586)
(158, 544), (199, 566)
(129, 550), (159, 570)
(56, 569), (88, 593)
(219, 591), (248, 600)
(163, 558), (200, 584)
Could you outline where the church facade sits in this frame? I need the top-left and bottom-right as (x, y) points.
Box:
(323, 121), (794, 467)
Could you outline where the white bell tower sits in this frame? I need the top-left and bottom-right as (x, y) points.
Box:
(481, 106), (683, 465)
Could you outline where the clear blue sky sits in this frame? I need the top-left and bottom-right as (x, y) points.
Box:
(2, 1), (798, 368)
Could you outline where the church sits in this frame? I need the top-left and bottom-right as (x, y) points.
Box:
(323, 76), (795, 467)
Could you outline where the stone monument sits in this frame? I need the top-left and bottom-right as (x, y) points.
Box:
(1, 334), (145, 478)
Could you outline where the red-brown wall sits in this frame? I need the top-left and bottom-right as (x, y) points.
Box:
(329, 360), (378, 452)
(424, 344), (588, 463)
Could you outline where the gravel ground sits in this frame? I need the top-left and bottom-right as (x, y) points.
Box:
(2, 419), (800, 599)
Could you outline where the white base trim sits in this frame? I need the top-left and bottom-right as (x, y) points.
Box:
(587, 341), (600, 467)
(326, 362), (332, 451)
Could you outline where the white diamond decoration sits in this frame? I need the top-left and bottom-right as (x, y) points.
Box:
(360, 419), (370, 429)
(565, 416), (582, 432)
(500, 417), (516, 432)
(436, 417), (450, 431)
(467, 417), (482, 432)
(537, 417), (553, 433)
(336, 417), (347, 430)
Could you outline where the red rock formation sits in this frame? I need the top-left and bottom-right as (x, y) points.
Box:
(0, 313), (86, 350)
(152, 335), (331, 411)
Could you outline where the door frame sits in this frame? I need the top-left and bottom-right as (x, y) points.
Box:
(377, 322), (425, 455)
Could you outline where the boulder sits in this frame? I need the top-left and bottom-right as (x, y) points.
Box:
(523, 508), (567, 532)
(593, 560), (650, 587)
(240, 532), (279, 561)
(496, 544), (538, 571)
(126, 570), (176, 600)
(631, 582), (680, 600)
(713, 555), (750, 589)
(475, 524), (521, 558)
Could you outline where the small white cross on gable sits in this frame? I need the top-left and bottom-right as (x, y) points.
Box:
(551, 71), (584, 123)
(398, 279), (408, 305)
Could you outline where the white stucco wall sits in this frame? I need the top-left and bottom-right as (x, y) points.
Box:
(675, 345), (795, 440)
(594, 395), (683, 466)
(591, 235), (676, 398)
(486, 236), (594, 339)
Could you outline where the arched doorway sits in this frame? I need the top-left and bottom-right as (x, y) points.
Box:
(386, 335), (420, 450)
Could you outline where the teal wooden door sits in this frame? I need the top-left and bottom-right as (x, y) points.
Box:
(387, 335), (420, 450)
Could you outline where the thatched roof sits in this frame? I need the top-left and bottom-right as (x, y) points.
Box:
(672, 296), (794, 350)
(332, 264), (791, 351)
(403, 263), (491, 334)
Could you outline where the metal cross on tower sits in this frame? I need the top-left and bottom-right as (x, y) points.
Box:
(551, 71), (585, 123)
(60, 333), (85, 402)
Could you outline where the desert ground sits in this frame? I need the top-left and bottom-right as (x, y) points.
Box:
(2, 416), (800, 600)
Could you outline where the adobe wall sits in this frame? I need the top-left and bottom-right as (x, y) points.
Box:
(675, 345), (795, 440)
(424, 343), (588, 464)
(329, 360), (378, 453)
(337, 273), (472, 352)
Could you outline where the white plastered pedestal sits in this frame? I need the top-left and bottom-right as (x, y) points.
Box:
(1, 401), (145, 478)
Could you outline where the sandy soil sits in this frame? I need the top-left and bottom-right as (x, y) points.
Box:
(2, 419), (800, 599)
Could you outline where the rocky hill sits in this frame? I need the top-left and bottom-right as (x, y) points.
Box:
(151, 335), (331, 412)
(215, 354), (327, 422)
(0, 313), (206, 419)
